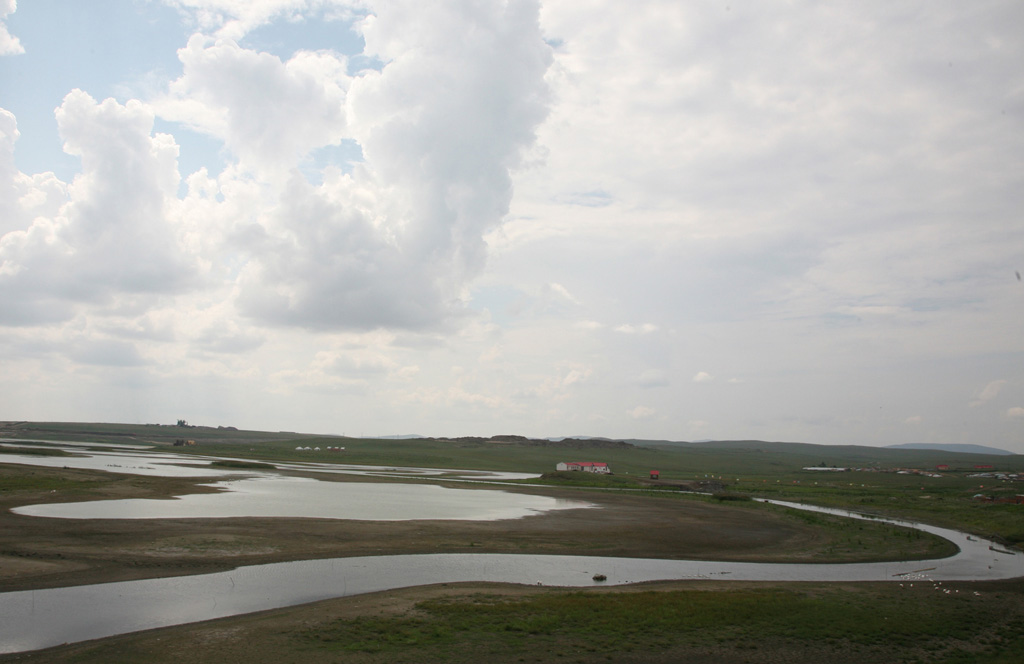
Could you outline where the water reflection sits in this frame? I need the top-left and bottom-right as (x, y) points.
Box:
(0, 446), (254, 477)
(1, 542), (1022, 655)
(13, 475), (592, 521)
(0, 442), (539, 481)
(0, 438), (153, 450)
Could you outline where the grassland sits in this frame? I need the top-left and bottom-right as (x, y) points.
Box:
(1, 421), (1022, 662)
(77, 423), (1019, 546)
(7, 580), (1024, 664)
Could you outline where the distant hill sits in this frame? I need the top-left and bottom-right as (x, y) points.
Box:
(445, 435), (633, 449)
(885, 443), (1013, 456)
(372, 434), (427, 440)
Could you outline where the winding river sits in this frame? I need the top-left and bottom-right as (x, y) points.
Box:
(1, 442), (1022, 654)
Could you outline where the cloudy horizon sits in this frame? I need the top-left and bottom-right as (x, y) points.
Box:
(2, 1), (1023, 451)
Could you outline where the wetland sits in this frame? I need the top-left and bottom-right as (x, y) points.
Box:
(1, 423), (1022, 662)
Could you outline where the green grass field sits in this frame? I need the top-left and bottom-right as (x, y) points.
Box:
(295, 584), (1024, 664)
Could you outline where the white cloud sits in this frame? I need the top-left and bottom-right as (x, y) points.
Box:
(971, 380), (1007, 407)
(693, 371), (713, 383)
(562, 367), (589, 386)
(628, 405), (655, 419)
(1, 109), (69, 238)
(636, 369), (669, 388)
(0, 1), (555, 335)
(1007, 407), (1024, 419)
(0, 0), (23, 55)
(168, 0), (555, 332)
(164, 0), (356, 40)
(547, 282), (580, 305)
(0, 91), (194, 325)
(347, 0), (551, 285)
(157, 34), (351, 175)
(233, 171), (455, 330)
(3, 2), (1024, 451)
(904, 415), (922, 424)
(614, 323), (658, 334)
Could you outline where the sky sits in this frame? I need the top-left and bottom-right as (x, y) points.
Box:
(1, 1), (1023, 451)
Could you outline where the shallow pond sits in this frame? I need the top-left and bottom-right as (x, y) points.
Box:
(0, 444), (254, 477)
(12, 475), (592, 521)
(0, 441), (539, 481)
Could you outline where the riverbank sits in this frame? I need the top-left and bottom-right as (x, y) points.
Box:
(0, 464), (954, 592)
(5, 578), (1024, 663)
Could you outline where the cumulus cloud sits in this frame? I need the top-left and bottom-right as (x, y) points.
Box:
(230, 0), (552, 331)
(157, 34), (350, 174)
(692, 371), (713, 383)
(6, 1), (1023, 447)
(347, 0), (551, 282)
(0, 91), (194, 325)
(0, 109), (68, 236)
(0, 0), (23, 55)
(3, 1), (553, 336)
(0, 108), (25, 232)
(164, 0), (355, 40)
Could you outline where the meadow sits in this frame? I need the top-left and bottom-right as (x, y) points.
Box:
(1, 421), (1022, 662)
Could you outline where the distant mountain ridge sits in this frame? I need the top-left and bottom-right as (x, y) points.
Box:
(361, 433), (1018, 457)
(371, 434), (426, 440)
(885, 443), (1013, 456)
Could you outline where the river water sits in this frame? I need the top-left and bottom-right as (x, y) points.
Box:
(1, 443), (1023, 654)
(2, 533), (1023, 655)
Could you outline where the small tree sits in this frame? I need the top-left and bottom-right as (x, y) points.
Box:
(176, 419), (189, 427)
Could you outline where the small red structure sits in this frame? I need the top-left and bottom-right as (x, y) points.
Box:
(936, 464), (950, 471)
(650, 470), (660, 480)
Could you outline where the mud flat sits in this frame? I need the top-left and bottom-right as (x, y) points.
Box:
(0, 463), (955, 592)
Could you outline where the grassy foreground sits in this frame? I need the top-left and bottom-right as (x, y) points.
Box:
(7, 580), (1024, 664)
